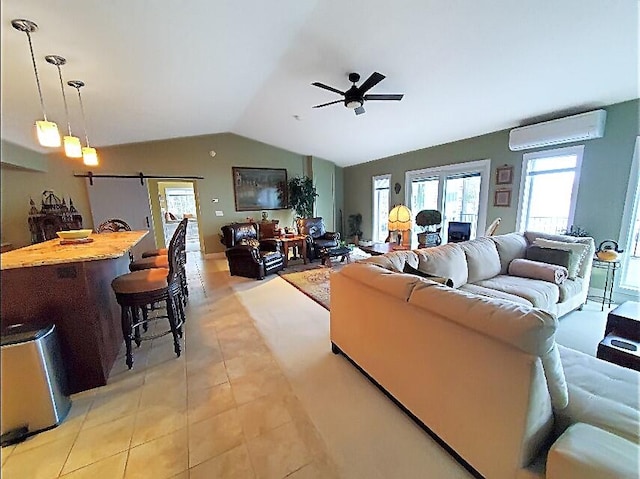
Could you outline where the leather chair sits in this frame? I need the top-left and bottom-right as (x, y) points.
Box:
(296, 217), (340, 261)
(221, 223), (284, 280)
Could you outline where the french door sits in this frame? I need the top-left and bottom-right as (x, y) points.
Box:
(618, 136), (640, 295)
(406, 160), (490, 244)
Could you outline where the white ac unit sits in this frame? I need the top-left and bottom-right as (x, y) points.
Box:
(508, 109), (607, 151)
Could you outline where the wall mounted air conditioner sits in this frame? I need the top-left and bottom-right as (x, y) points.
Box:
(508, 109), (607, 151)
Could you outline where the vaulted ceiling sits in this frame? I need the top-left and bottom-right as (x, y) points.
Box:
(2, 0), (638, 167)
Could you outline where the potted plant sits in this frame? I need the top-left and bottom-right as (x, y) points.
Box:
(415, 209), (442, 247)
(347, 213), (363, 245)
(288, 176), (318, 218)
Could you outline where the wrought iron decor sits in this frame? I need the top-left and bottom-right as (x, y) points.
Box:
(232, 167), (288, 211)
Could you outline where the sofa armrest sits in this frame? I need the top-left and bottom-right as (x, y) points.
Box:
(547, 423), (639, 479)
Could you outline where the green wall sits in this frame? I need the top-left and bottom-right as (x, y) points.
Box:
(343, 99), (639, 248)
(0, 133), (340, 253)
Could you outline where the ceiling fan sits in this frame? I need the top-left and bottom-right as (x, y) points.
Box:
(312, 72), (404, 115)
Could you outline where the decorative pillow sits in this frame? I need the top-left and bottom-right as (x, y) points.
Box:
(508, 258), (568, 285)
(239, 238), (261, 248)
(525, 246), (571, 269)
(402, 263), (454, 287)
(532, 238), (589, 279)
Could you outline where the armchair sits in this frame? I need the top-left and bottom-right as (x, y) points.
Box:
(220, 222), (284, 279)
(296, 217), (340, 261)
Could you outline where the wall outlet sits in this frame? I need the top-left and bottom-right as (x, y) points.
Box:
(215, 210), (224, 217)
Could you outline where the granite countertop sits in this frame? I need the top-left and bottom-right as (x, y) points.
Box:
(0, 231), (148, 270)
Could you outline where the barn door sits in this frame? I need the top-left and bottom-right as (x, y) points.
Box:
(85, 178), (157, 258)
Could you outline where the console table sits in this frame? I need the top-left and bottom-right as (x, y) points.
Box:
(359, 242), (410, 256)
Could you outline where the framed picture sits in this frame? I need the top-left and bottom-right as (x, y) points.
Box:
(232, 167), (288, 211)
(496, 165), (514, 185)
(494, 189), (512, 207)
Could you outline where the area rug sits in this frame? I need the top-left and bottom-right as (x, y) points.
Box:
(278, 266), (332, 310)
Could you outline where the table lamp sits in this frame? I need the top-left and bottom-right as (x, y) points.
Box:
(388, 204), (412, 248)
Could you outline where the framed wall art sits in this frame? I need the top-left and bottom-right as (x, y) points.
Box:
(496, 165), (514, 185)
(232, 167), (288, 211)
(494, 189), (512, 207)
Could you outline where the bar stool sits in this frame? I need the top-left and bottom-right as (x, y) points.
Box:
(111, 223), (187, 368)
(129, 218), (189, 303)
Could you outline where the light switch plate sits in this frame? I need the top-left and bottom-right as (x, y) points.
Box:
(215, 210), (224, 216)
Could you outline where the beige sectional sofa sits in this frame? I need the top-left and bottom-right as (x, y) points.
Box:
(330, 232), (639, 479)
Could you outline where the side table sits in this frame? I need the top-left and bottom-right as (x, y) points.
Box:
(280, 235), (308, 267)
(587, 258), (621, 311)
(596, 301), (640, 371)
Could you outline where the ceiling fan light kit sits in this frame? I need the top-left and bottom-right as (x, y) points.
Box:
(312, 71), (403, 116)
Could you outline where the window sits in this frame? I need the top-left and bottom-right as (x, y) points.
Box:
(517, 146), (584, 234)
(619, 136), (640, 293)
(372, 174), (391, 242)
(406, 159), (490, 244)
(165, 187), (197, 218)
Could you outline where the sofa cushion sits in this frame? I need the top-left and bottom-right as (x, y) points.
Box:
(491, 232), (529, 274)
(532, 238), (589, 280)
(525, 245), (571, 269)
(557, 345), (640, 444)
(459, 237), (502, 283)
(415, 243), (468, 288)
(508, 258), (568, 285)
(459, 283), (534, 307)
(558, 278), (583, 303)
(474, 275), (560, 311)
(362, 250), (419, 272)
(524, 232), (595, 279)
(403, 263), (454, 287)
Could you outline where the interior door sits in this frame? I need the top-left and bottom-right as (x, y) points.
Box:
(86, 178), (157, 258)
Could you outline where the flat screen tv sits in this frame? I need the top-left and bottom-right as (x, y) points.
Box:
(447, 222), (471, 243)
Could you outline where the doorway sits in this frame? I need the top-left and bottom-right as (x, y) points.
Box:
(152, 181), (202, 253)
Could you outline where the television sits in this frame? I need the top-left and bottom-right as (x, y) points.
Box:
(447, 222), (471, 243)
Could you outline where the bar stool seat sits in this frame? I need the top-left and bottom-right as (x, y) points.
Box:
(111, 268), (169, 294)
(129, 255), (169, 271)
(141, 248), (168, 258)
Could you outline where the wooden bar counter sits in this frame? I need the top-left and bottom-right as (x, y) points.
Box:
(1, 231), (148, 393)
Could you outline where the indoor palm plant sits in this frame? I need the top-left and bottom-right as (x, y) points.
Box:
(288, 176), (318, 218)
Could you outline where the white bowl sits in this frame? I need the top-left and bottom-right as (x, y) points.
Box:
(56, 229), (93, 240)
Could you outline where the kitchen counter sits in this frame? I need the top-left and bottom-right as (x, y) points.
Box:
(1, 230), (150, 393)
(0, 231), (147, 270)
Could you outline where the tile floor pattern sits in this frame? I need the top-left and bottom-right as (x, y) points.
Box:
(1, 254), (338, 479)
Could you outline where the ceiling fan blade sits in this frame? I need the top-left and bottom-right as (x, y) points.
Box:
(354, 106), (366, 116)
(312, 99), (343, 108)
(311, 82), (345, 96)
(357, 72), (386, 94)
(364, 94), (404, 101)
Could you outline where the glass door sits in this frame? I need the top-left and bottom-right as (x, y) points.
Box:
(619, 136), (640, 294)
(406, 160), (490, 245)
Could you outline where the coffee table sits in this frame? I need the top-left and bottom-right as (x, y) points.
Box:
(319, 245), (352, 267)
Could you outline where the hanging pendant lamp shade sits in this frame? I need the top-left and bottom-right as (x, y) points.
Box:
(12, 19), (61, 148)
(45, 55), (82, 158)
(68, 80), (99, 166)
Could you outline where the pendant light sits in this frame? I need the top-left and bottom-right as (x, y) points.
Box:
(11, 19), (61, 147)
(45, 55), (82, 158)
(68, 80), (98, 166)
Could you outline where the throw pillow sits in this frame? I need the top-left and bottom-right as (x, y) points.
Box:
(508, 258), (568, 285)
(525, 245), (571, 269)
(532, 238), (589, 279)
(239, 238), (261, 248)
(402, 263), (454, 287)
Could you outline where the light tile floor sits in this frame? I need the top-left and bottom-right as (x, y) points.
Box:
(1, 254), (338, 479)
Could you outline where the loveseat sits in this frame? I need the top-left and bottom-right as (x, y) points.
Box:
(330, 232), (639, 479)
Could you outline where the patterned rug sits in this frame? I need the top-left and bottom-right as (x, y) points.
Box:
(277, 248), (370, 310)
(278, 266), (333, 310)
